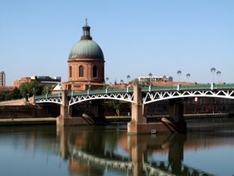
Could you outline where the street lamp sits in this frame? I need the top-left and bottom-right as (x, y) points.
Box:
(149, 73), (152, 91)
(71, 82), (74, 97)
(210, 67), (216, 113)
(149, 73), (152, 85)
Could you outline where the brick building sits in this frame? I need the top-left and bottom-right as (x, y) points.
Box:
(64, 19), (105, 91)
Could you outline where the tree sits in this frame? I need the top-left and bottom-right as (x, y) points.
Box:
(127, 75), (130, 83)
(19, 82), (44, 100)
(108, 100), (121, 116)
(177, 70), (182, 83)
(216, 71), (221, 83)
(186, 73), (191, 82)
(132, 78), (139, 86)
(106, 77), (109, 84)
(42, 85), (52, 95)
(210, 67), (216, 83)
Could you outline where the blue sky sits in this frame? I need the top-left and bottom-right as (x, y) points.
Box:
(0, 0), (233, 86)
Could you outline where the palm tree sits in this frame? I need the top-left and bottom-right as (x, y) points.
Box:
(210, 67), (216, 83)
(127, 75), (130, 83)
(177, 70), (182, 83)
(186, 73), (191, 82)
(106, 77), (109, 84)
(216, 71), (221, 83)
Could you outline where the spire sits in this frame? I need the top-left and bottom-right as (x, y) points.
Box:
(81, 18), (92, 40)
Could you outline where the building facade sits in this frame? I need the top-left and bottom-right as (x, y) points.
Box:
(14, 76), (61, 88)
(138, 75), (173, 83)
(65, 20), (105, 91)
(0, 71), (6, 86)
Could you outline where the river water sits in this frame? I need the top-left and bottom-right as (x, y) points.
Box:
(0, 118), (234, 176)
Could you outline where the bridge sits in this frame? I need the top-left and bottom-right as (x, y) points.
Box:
(35, 83), (234, 105)
(34, 83), (234, 133)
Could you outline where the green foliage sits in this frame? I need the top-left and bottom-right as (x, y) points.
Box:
(19, 82), (44, 99)
(107, 100), (121, 116)
(0, 82), (49, 101)
(42, 85), (52, 95)
(0, 88), (22, 101)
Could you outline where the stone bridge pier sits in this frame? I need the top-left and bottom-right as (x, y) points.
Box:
(56, 90), (105, 126)
(57, 90), (81, 126)
(127, 84), (187, 134)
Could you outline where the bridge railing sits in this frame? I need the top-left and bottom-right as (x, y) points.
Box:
(179, 84), (210, 90)
(70, 88), (134, 96)
(142, 83), (234, 92)
(214, 83), (234, 89)
(35, 83), (234, 100)
(35, 93), (61, 100)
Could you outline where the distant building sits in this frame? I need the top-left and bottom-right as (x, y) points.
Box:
(138, 75), (173, 83)
(0, 71), (6, 86)
(14, 76), (61, 88)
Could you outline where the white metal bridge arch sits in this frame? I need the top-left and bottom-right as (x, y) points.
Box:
(143, 89), (234, 104)
(34, 83), (234, 106)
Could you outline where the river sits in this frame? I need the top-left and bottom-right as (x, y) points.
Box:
(0, 118), (234, 176)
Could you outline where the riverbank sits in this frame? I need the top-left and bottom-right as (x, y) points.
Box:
(0, 113), (230, 126)
(0, 117), (56, 126)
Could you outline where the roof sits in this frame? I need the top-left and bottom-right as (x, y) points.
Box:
(69, 40), (104, 60)
(68, 20), (104, 60)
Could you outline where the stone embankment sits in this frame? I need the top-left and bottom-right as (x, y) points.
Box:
(0, 117), (56, 126)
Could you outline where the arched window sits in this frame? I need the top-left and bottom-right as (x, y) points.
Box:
(69, 66), (72, 77)
(79, 65), (84, 77)
(92, 66), (97, 77)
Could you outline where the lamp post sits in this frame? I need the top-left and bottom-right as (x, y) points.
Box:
(210, 67), (216, 113)
(46, 86), (48, 98)
(149, 73), (152, 91)
(71, 82), (74, 97)
(149, 73), (152, 85)
(87, 80), (91, 94)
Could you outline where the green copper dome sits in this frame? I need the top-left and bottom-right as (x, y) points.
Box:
(69, 40), (104, 59)
(69, 20), (104, 60)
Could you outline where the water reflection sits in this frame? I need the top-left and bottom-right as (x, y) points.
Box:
(56, 126), (228, 176)
(0, 123), (234, 176)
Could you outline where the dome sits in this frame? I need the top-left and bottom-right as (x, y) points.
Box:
(68, 20), (104, 60)
(69, 40), (104, 60)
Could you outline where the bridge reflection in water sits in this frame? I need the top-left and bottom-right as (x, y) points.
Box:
(57, 126), (216, 176)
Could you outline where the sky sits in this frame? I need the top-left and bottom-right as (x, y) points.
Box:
(0, 0), (233, 86)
